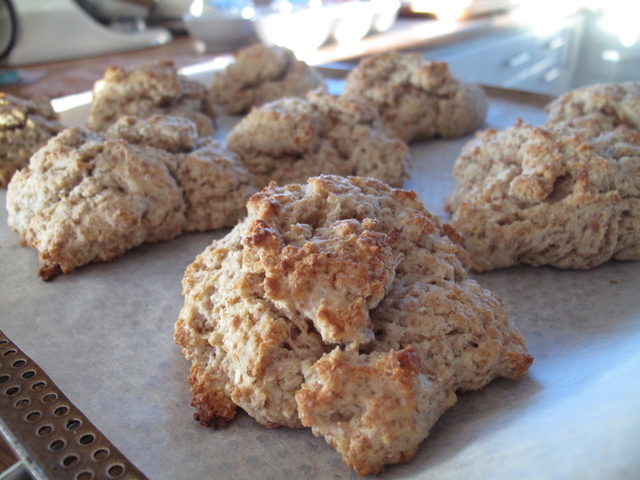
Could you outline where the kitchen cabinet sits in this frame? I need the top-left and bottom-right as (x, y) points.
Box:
(418, 9), (639, 96)
(419, 16), (575, 95)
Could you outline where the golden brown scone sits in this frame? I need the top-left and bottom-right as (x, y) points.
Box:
(342, 52), (488, 142)
(7, 115), (256, 280)
(226, 90), (410, 188)
(210, 44), (326, 115)
(0, 92), (63, 188)
(445, 119), (640, 271)
(545, 81), (640, 130)
(175, 175), (533, 476)
(87, 61), (217, 136)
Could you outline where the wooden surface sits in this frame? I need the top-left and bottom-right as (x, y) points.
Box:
(0, 14), (524, 100)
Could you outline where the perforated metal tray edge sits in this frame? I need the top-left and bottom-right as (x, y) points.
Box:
(0, 330), (148, 480)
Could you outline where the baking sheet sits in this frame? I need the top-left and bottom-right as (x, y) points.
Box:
(1, 69), (639, 480)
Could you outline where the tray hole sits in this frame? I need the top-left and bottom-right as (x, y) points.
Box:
(93, 448), (110, 461)
(32, 381), (47, 391)
(107, 464), (124, 477)
(77, 472), (94, 480)
(49, 439), (66, 452)
(12, 359), (26, 368)
(37, 425), (53, 437)
(63, 455), (80, 468)
(43, 393), (57, 404)
(79, 434), (95, 446)
(0, 374), (10, 384)
(67, 419), (82, 431)
(5, 386), (19, 396)
(26, 411), (42, 422)
(15, 398), (30, 409)
(3, 349), (17, 357)
(54, 405), (70, 417)
(22, 370), (36, 379)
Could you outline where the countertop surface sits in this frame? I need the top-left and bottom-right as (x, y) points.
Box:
(0, 10), (541, 100)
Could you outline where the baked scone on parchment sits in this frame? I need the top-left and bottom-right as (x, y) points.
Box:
(445, 119), (640, 271)
(226, 90), (410, 188)
(0, 92), (63, 188)
(545, 81), (640, 130)
(87, 60), (217, 137)
(175, 175), (533, 476)
(210, 44), (326, 115)
(342, 51), (488, 142)
(7, 115), (255, 280)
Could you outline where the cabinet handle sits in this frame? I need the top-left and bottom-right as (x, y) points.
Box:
(547, 36), (565, 50)
(543, 67), (561, 83)
(506, 52), (531, 68)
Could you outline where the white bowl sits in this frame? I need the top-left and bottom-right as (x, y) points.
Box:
(370, 0), (401, 33)
(252, 6), (334, 53)
(328, 2), (374, 44)
(183, 12), (255, 51)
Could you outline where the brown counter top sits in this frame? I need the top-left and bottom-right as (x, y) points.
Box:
(0, 12), (525, 100)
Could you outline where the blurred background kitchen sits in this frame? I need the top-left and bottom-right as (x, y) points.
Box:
(0, 0), (638, 99)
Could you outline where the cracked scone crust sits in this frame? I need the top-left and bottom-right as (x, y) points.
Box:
(87, 61), (217, 136)
(226, 90), (410, 188)
(545, 81), (640, 130)
(342, 52), (488, 142)
(0, 93), (63, 188)
(175, 175), (533, 476)
(445, 120), (640, 271)
(7, 115), (255, 280)
(210, 44), (326, 115)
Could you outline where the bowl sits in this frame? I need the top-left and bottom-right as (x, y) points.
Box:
(328, 2), (374, 44)
(183, 11), (255, 51)
(370, 0), (401, 33)
(253, 5), (334, 53)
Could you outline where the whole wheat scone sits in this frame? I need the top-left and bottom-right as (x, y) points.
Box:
(342, 52), (488, 142)
(445, 119), (640, 271)
(546, 81), (640, 130)
(87, 60), (217, 136)
(226, 90), (410, 188)
(210, 44), (326, 115)
(0, 93), (63, 188)
(7, 115), (255, 280)
(175, 175), (533, 476)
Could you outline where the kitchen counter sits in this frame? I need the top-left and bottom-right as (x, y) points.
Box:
(2, 7), (638, 103)
(0, 10), (545, 100)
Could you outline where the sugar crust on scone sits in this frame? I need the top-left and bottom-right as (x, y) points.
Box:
(446, 119), (640, 271)
(545, 81), (640, 130)
(0, 93), (63, 188)
(342, 52), (488, 142)
(226, 90), (410, 189)
(87, 61), (217, 137)
(7, 115), (255, 280)
(175, 175), (533, 476)
(210, 44), (326, 115)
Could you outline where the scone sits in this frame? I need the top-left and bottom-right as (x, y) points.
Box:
(226, 90), (410, 188)
(342, 52), (488, 142)
(175, 175), (533, 476)
(0, 93), (63, 188)
(87, 61), (217, 136)
(546, 81), (640, 130)
(445, 119), (640, 271)
(210, 44), (326, 115)
(7, 115), (255, 280)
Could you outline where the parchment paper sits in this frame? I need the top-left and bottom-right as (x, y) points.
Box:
(1, 70), (639, 480)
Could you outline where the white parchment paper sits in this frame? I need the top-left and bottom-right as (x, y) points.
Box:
(1, 73), (639, 480)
